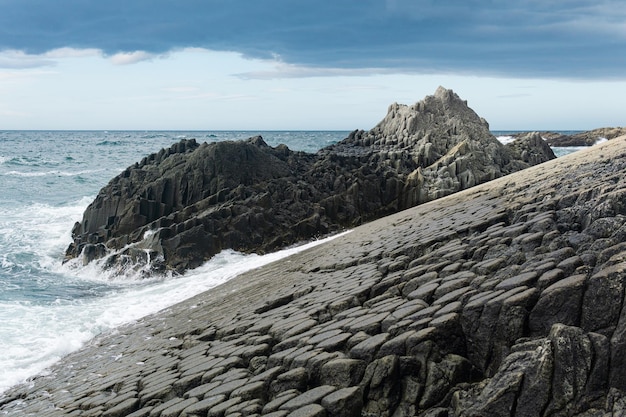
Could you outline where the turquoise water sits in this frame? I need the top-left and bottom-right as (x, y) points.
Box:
(0, 130), (584, 393)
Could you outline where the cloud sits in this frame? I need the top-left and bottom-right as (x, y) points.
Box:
(0, 1), (624, 79)
(0, 48), (100, 69)
(0, 50), (56, 69)
(44, 48), (101, 59)
(234, 61), (405, 80)
(108, 51), (155, 65)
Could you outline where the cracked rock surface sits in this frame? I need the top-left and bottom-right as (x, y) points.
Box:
(3, 139), (626, 415)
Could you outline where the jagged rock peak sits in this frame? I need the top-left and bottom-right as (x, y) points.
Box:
(343, 87), (491, 152)
(340, 87), (506, 165)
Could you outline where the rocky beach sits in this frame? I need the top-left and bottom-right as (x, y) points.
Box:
(2, 89), (626, 416)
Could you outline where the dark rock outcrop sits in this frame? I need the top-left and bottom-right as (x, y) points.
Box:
(515, 127), (626, 147)
(65, 87), (555, 274)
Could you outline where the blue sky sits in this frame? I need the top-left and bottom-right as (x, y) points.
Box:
(0, 0), (624, 130)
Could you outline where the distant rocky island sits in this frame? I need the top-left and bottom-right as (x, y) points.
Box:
(64, 87), (555, 275)
(514, 127), (626, 147)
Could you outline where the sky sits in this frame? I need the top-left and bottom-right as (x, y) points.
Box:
(0, 0), (625, 131)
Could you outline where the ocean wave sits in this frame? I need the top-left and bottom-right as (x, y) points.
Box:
(0, 197), (92, 271)
(1, 169), (106, 178)
(141, 133), (170, 139)
(0, 231), (350, 393)
(496, 135), (515, 145)
(1, 155), (63, 168)
(96, 140), (123, 146)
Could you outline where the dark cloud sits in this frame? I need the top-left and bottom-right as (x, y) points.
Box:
(0, 0), (624, 78)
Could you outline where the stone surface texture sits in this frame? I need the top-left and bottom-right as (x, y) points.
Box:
(515, 127), (626, 147)
(3, 132), (626, 415)
(64, 87), (554, 274)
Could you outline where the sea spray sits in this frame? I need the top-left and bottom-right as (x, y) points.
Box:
(0, 227), (349, 394)
(0, 130), (349, 394)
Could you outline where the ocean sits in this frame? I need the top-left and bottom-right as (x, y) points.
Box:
(0, 130), (584, 393)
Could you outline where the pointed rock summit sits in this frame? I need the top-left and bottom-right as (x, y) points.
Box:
(334, 86), (536, 206)
(65, 87), (555, 275)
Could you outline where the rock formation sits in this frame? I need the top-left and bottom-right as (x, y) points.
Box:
(65, 87), (555, 275)
(516, 127), (626, 147)
(506, 132), (556, 165)
(5, 134), (626, 417)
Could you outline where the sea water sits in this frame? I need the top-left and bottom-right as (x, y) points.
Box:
(0, 130), (346, 394)
(0, 130), (586, 393)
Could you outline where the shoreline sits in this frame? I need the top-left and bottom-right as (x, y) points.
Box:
(3, 136), (626, 416)
(0, 232), (352, 397)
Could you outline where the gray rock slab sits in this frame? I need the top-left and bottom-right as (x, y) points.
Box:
(285, 403), (327, 417)
(101, 397), (140, 417)
(406, 282), (439, 302)
(203, 378), (249, 398)
(315, 332), (352, 351)
(148, 397), (185, 417)
(262, 390), (301, 414)
(321, 386), (363, 417)
(184, 381), (221, 400)
(494, 271), (539, 291)
(231, 380), (267, 401)
(160, 397), (199, 417)
(207, 396), (243, 417)
(349, 333), (390, 361)
(180, 395), (227, 417)
(344, 312), (389, 334)
(225, 398), (262, 415)
(280, 386), (337, 411)
(263, 411), (289, 417)
(271, 367), (308, 394)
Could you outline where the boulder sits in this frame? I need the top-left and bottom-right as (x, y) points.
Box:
(65, 87), (555, 275)
(506, 132), (556, 166)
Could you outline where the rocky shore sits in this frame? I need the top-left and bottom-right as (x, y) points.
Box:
(64, 87), (554, 275)
(3, 133), (626, 415)
(514, 127), (626, 147)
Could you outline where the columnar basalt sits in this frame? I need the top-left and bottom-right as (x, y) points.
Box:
(64, 87), (554, 275)
(4, 135), (626, 416)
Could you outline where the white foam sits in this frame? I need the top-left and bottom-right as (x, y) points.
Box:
(595, 137), (608, 145)
(0, 231), (349, 394)
(1, 169), (105, 178)
(496, 135), (515, 145)
(0, 198), (92, 272)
